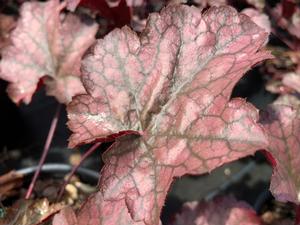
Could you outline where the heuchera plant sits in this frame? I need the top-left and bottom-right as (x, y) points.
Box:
(58, 3), (272, 225)
(0, 0), (98, 104)
(1, 0), (300, 225)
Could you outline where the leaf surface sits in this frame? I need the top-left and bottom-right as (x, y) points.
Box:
(260, 101), (300, 204)
(241, 8), (270, 35)
(0, 0), (98, 104)
(282, 72), (300, 93)
(67, 4), (271, 225)
(172, 196), (262, 225)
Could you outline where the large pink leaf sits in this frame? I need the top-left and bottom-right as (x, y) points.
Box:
(260, 101), (300, 204)
(172, 196), (262, 225)
(66, 4), (271, 225)
(0, 0), (98, 104)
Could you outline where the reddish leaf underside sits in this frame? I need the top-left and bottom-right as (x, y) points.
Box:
(64, 4), (271, 225)
(271, 2), (300, 39)
(172, 196), (262, 225)
(260, 101), (300, 204)
(67, 0), (131, 30)
(0, 0), (98, 104)
(66, 0), (143, 11)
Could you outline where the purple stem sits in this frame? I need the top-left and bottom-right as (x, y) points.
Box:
(25, 103), (62, 199)
(295, 204), (300, 225)
(57, 142), (102, 201)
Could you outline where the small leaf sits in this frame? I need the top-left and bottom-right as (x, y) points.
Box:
(242, 8), (271, 36)
(67, 4), (271, 225)
(260, 102), (300, 204)
(0, 0), (98, 104)
(282, 72), (300, 93)
(52, 207), (78, 225)
(172, 196), (262, 225)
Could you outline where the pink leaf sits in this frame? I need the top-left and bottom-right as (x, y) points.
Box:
(65, 0), (81, 11)
(242, 8), (271, 36)
(67, 5), (271, 225)
(52, 207), (78, 225)
(0, 0), (98, 104)
(273, 94), (300, 107)
(172, 196), (262, 225)
(260, 102), (300, 204)
(282, 72), (300, 93)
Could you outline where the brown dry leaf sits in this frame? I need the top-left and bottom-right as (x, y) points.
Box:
(0, 14), (16, 52)
(0, 170), (23, 200)
(0, 198), (64, 225)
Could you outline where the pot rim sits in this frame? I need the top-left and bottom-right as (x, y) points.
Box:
(16, 163), (99, 181)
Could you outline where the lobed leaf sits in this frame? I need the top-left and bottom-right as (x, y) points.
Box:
(66, 4), (271, 225)
(260, 101), (300, 204)
(0, 0), (98, 104)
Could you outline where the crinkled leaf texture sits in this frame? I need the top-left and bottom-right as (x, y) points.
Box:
(260, 100), (300, 204)
(172, 196), (262, 225)
(0, 0), (98, 104)
(65, 4), (271, 225)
